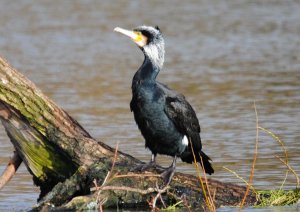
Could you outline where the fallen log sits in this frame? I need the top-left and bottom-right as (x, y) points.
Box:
(0, 56), (257, 210)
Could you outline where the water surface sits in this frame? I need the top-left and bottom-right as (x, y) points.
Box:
(0, 0), (299, 210)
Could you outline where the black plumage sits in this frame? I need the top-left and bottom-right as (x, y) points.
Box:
(114, 25), (214, 184)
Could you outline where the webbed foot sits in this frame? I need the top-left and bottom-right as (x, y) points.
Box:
(160, 156), (177, 185)
(160, 166), (175, 185)
(130, 160), (156, 172)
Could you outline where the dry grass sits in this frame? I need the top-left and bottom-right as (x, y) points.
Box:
(238, 102), (259, 211)
(190, 139), (216, 212)
(223, 102), (300, 210)
(91, 103), (300, 211)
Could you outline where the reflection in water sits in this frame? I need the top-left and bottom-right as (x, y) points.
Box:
(0, 0), (299, 210)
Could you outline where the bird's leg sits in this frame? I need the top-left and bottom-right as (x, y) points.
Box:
(147, 153), (157, 168)
(130, 154), (157, 172)
(161, 156), (177, 185)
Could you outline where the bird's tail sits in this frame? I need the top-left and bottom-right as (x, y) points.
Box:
(181, 149), (214, 175)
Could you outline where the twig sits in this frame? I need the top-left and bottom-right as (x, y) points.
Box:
(103, 142), (119, 184)
(157, 183), (167, 208)
(98, 197), (107, 212)
(152, 182), (167, 210)
(92, 182), (169, 211)
(93, 178), (108, 210)
(223, 166), (257, 195)
(93, 143), (119, 209)
(258, 127), (288, 162)
(0, 150), (22, 190)
(91, 142), (169, 196)
(93, 179), (99, 190)
(239, 101), (259, 211)
(114, 173), (161, 179)
(97, 185), (169, 195)
(102, 142), (119, 186)
(102, 172), (111, 186)
(259, 127), (290, 190)
(90, 173), (161, 192)
(275, 155), (300, 187)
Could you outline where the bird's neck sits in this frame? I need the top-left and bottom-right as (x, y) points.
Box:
(133, 44), (165, 84)
(133, 57), (160, 83)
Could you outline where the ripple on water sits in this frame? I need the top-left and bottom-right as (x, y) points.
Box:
(0, 0), (299, 210)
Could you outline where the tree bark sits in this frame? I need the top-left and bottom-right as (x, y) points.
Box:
(0, 56), (257, 210)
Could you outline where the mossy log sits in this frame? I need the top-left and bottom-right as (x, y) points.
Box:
(0, 56), (257, 210)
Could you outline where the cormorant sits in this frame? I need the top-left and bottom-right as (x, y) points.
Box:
(114, 25), (214, 184)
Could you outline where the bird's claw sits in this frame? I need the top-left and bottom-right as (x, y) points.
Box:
(160, 166), (175, 185)
(130, 161), (156, 172)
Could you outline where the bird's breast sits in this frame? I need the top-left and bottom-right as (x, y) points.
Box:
(131, 86), (176, 134)
(132, 84), (164, 114)
(131, 84), (187, 156)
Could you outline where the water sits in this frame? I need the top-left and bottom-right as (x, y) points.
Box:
(0, 0), (299, 210)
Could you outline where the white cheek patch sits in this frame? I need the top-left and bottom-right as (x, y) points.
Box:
(182, 135), (189, 146)
(143, 42), (165, 69)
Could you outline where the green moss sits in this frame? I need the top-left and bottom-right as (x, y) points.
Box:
(64, 196), (97, 210)
(4, 115), (77, 183)
(161, 200), (186, 210)
(256, 189), (300, 207)
(0, 83), (52, 136)
(1, 83), (76, 181)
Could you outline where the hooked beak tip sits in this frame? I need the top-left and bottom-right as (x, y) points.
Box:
(114, 27), (122, 32)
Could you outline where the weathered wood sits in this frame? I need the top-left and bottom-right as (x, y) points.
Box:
(0, 101), (78, 197)
(0, 150), (22, 190)
(0, 56), (257, 210)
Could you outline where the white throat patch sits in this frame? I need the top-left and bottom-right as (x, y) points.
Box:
(143, 42), (165, 70)
(182, 135), (189, 146)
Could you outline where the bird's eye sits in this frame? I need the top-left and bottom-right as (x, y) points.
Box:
(135, 31), (142, 36)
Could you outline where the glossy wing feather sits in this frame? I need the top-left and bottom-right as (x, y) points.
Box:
(160, 83), (202, 150)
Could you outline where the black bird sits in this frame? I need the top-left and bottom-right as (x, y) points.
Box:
(114, 25), (214, 184)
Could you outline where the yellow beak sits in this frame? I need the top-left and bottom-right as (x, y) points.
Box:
(114, 27), (148, 47)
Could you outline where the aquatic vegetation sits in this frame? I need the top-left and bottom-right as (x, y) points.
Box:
(257, 189), (300, 207)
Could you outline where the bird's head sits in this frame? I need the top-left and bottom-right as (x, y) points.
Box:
(114, 25), (165, 69)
